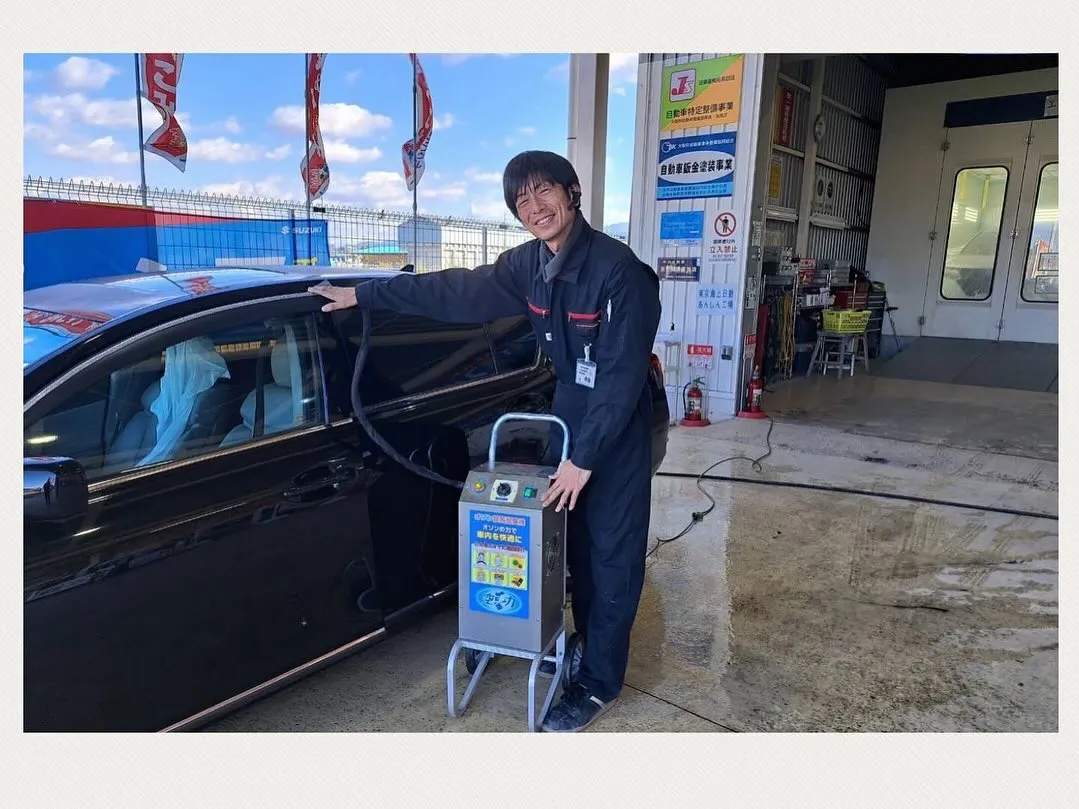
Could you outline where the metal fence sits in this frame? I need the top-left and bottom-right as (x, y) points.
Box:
(24, 176), (538, 274)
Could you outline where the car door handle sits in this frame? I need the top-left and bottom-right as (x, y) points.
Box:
(283, 466), (359, 500)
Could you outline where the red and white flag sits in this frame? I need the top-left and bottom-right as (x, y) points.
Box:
(140, 53), (188, 173)
(402, 53), (434, 192)
(301, 53), (330, 201)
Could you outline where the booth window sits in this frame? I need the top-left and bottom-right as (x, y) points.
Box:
(1020, 162), (1059, 304)
(939, 166), (1009, 302)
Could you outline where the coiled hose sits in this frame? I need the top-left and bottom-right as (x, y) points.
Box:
(349, 307), (464, 491)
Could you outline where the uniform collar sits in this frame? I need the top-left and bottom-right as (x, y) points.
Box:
(540, 212), (592, 285)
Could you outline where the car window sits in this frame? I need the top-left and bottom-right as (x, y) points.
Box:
(23, 313), (327, 481)
(342, 312), (499, 407)
(485, 314), (539, 374)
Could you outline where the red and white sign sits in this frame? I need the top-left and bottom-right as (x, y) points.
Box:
(402, 53), (435, 192)
(687, 343), (714, 370)
(301, 53), (330, 202)
(744, 333), (757, 348)
(776, 87), (794, 147)
(669, 68), (696, 102)
(140, 53), (188, 173)
(714, 211), (737, 237)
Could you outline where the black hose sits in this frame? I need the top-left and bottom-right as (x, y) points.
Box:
(654, 470), (1057, 522)
(350, 307), (464, 491)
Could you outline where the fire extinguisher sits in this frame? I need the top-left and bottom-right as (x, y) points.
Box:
(738, 366), (768, 420)
(680, 377), (711, 428)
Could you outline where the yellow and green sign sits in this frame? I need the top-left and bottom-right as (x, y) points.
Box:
(660, 54), (743, 132)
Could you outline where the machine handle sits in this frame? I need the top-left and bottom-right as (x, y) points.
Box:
(488, 412), (571, 469)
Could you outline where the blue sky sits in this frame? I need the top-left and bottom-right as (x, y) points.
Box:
(22, 53), (639, 226)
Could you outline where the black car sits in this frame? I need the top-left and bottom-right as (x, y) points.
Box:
(23, 266), (671, 732)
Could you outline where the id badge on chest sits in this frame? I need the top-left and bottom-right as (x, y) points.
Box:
(575, 343), (597, 389)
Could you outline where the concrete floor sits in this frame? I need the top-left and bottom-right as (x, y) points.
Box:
(205, 377), (1058, 733)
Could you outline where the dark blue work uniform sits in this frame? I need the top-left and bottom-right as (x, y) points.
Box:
(354, 213), (661, 702)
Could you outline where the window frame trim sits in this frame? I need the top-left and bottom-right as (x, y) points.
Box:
(1018, 160), (1059, 305)
(24, 292), (332, 491)
(938, 163), (1012, 303)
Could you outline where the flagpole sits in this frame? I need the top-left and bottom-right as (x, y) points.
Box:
(411, 54), (419, 271)
(133, 53), (148, 207)
(304, 53), (313, 264)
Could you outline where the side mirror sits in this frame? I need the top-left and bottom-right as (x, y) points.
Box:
(24, 457), (90, 523)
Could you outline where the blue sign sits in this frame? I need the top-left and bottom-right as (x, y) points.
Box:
(697, 284), (737, 315)
(467, 508), (530, 620)
(657, 132), (738, 200)
(659, 210), (705, 245)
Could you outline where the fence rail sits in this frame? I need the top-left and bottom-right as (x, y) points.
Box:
(24, 176), (535, 274)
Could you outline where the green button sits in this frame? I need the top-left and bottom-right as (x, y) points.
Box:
(523, 486), (537, 499)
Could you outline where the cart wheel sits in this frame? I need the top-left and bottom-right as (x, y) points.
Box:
(562, 633), (585, 690)
(464, 648), (485, 675)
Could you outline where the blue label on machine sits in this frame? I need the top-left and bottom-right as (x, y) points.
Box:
(467, 508), (530, 620)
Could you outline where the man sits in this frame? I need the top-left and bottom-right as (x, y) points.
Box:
(311, 150), (661, 732)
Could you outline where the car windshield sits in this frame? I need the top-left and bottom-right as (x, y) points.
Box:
(23, 308), (100, 368)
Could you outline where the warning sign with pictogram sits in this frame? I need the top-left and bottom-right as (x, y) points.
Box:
(714, 211), (737, 237)
(707, 210), (739, 266)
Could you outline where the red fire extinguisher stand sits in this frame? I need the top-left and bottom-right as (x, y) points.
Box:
(737, 366), (768, 420)
(680, 377), (710, 427)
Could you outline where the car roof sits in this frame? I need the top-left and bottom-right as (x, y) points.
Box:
(23, 266), (393, 324)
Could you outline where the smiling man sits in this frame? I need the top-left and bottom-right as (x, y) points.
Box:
(310, 150), (661, 733)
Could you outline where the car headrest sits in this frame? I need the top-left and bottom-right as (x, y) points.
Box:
(141, 378), (162, 410)
(271, 342), (292, 388)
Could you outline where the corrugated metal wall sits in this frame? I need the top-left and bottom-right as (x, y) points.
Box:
(767, 55), (887, 269)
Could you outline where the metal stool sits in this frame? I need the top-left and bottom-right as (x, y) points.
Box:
(807, 330), (870, 377)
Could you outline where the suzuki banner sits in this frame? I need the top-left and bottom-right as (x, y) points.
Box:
(140, 53), (188, 172)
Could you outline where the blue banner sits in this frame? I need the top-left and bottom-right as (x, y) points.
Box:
(657, 132), (738, 200)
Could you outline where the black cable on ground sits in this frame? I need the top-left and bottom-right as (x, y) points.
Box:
(646, 417), (775, 560)
(648, 415), (1056, 560)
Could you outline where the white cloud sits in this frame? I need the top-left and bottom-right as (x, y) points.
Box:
(345, 69), (362, 84)
(324, 141), (382, 164)
(420, 182), (468, 200)
(433, 113), (456, 131)
(223, 116), (242, 134)
(603, 192), (631, 226)
(30, 93), (162, 130)
(54, 56), (119, 91)
(465, 167), (502, 184)
(270, 103), (392, 139)
(321, 170), (470, 212)
(47, 136), (138, 165)
(24, 122), (59, 143)
(504, 125), (538, 147)
(187, 137), (290, 164)
(470, 198), (514, 220)
(612, 87), (627, 97)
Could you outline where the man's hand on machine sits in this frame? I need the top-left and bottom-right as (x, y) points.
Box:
(308, 283), (358, 312)
(544, 459), (592, 512)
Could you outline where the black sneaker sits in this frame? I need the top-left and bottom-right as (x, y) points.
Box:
(541, 684), (615, 733)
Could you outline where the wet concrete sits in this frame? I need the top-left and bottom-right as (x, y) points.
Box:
(206, 378), (1057, 733)
(763, 374), (1058, 462)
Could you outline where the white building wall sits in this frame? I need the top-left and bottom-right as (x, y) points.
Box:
(865, 68), (1058, 337)
(629, 53), (767, 420)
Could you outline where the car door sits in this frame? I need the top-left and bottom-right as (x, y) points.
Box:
(23, 293), (382, 732)
(325, 308), (554, 621)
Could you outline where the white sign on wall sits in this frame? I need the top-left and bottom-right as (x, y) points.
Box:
(705, 210), (739, 265)
(813, 170), (836, 216)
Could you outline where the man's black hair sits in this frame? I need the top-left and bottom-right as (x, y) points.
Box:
(502, 150), (581, 219)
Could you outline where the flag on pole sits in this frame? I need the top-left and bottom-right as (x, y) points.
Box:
(301, 53), (330, 201)
(402, 53), (434, 192)
(139, 54), (188, 172)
